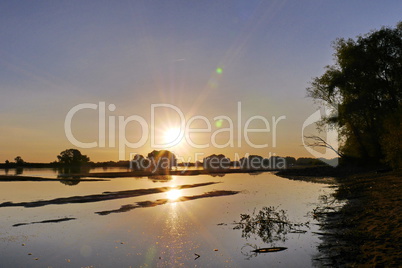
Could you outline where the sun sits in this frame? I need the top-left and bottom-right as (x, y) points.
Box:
(163, 127), (182, 146)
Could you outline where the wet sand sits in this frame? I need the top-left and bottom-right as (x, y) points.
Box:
(279, 167), (402, 266)
(327, 171), (402, 266)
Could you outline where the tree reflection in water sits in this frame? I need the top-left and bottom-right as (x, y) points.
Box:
(147, 175), (172, 182)
(58, 176), (81, 186)
(233, 206), (309, 259)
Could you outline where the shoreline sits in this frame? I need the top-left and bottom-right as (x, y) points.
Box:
(279, 166), (402, 266)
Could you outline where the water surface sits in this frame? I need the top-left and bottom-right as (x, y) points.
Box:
(0, 170), (334, 267)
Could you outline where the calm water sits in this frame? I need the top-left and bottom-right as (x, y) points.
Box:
(0, 167), (131, 178)
(0, 168), (334, 267)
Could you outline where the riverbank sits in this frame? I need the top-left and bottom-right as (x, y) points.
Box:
(278, 166), (402, 266)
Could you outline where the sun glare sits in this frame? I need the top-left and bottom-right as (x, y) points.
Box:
(166, 189), (182, 201)
(163, 127), (182, 146)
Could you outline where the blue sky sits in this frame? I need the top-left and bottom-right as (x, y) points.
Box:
(0, 1), (401, 162)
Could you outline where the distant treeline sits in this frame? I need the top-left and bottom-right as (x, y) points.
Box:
(1, 148), (337, 171)
(0, 156), (333, 169)
(0, 160), (131, 169)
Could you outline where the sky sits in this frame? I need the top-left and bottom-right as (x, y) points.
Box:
(0, 0), (401, 163)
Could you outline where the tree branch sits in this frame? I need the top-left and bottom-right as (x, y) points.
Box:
(304, 135), (343, 157)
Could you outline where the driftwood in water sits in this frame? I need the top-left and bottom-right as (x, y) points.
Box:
(252, 247), (287, 253)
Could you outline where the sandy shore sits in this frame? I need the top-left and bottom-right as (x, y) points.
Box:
(279, 167), (402, 266)
(328, 171), (402, 266)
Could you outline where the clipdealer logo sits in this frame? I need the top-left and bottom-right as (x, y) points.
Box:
(64, 102), (286, 160)
(64, 101), (337, 166)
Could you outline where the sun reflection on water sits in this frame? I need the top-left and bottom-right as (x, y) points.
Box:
(166, 189), (182, 201)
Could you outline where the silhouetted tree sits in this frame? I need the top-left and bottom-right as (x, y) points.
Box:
(381, 108), (402, 169)
(131, 154), (150, 171)
(14, 156), (24, 166)
(239, 155), (265, 169)
(268, 156), (286, 169)
(284, 156), (297, 167)
(307, 22), (402, 165)
(147, 150), (177, 171)
(57, 149), (90, 166)
(295, 157), (324, 166)
(203, 154), (231, 169)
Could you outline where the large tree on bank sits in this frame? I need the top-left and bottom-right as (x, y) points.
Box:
(307, 22), (402, 167)
(57, 149), (90, 166)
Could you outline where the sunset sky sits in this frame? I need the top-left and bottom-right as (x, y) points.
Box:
(1, 1), (401, 163)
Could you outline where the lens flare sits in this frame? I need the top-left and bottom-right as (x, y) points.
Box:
(164, 127), (181, 145)
(215, 119), (223, 128)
